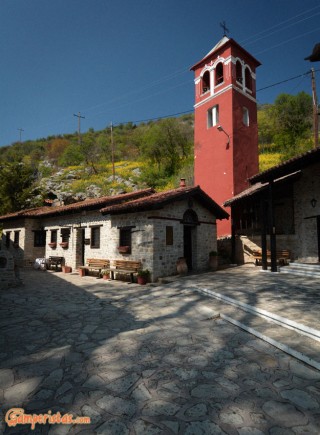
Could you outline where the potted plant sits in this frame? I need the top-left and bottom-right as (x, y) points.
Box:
(48, 242), (57, 249)
(118, 246), (131, 254)
(137, 269), (150, 285)
(59, 242), (69, 249)
(62, 265), (72, 273)
(101, 269), (110, 280)
(209, 251), (218, 271)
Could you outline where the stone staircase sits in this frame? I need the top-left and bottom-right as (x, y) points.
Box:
(280, 262), (320, 278)
(192, 285), (320, 371)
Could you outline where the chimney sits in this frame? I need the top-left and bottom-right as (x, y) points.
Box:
(180, 178), (186, 187)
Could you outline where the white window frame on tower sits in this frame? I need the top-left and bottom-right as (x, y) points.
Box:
(243, 107), (249, 126)
(207, 105), (219, 128)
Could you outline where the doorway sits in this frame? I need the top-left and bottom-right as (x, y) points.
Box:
(184, 226), (193, 270)
(75, 228), (85, 268)
(182, 209), (199, 271)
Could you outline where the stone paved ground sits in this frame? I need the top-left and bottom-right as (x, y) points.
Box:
(1, 268), (320, 434)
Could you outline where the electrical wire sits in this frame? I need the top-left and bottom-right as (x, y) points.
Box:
(241, 5), (320, 45)
(113, 68), (320, 126)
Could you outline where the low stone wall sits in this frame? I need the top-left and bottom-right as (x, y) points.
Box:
(0, 250), (22, 289)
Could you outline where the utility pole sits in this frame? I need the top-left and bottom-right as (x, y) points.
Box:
(73, 112), (85, 144)
(17, 128), (24, 143)
(311, 68), (319, 149)
(110, 122), (115, 181)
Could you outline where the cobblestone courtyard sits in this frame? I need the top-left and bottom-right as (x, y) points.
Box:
(1, 268), (320, 434)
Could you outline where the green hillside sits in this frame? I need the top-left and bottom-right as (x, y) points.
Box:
(0, 92), (315, 216)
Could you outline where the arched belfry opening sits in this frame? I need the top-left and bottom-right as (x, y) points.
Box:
(202, 70), (210, 94)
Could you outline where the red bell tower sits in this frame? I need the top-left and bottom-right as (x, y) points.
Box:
(191, 37), (261, 236)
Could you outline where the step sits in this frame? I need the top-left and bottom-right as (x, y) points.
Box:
(193, 286), (320, 371)
(281, 262), (320, 277)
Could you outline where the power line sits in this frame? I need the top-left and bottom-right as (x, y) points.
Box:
(241, 5), (320, 46)
(113, 69), (320, 126)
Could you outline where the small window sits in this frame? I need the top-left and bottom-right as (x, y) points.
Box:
(5, 232), (11, 248)
(51, 230), (57, 243)
(215, 62), (224, 85)
(236, 60), (242, 83)
(61, 228), (70, 243)
(34, 230), (46, 247)
(166, 226), (173, 246)
(202, 70), (210, 94)
(243, 107), (249, 126)
(245, 67), (252, 91)
(14, 231), (20, 245)
(119, 227), (132, 249)
(91, 227), (100, 249)
(208, 105), (219, 128)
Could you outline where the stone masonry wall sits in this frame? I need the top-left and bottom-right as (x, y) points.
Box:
(293, 163), (320, 262)
(2, 197), (219, 281)
(1, 219), (45, 267)
(152, 199), (217, 280)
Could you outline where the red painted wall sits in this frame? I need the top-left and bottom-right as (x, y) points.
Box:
(192, 38), (260, 237)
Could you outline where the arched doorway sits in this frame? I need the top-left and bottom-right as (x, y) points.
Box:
(182, 210), (199, 271)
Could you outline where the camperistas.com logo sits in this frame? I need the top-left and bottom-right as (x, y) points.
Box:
(5, 408), (91, 430)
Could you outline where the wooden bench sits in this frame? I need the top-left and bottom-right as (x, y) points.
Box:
(47, 256), (65, 271)
(110, 260), (142, 283)
(79, 259), (110, 277)
(252, 250), (291, 266)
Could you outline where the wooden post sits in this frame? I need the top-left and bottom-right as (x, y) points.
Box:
(268, 182), (277, 272)
(260, 198), (268, 271)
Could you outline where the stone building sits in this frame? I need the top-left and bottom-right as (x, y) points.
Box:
(0, 185), (228, 281)
(224, 147), (320, 267)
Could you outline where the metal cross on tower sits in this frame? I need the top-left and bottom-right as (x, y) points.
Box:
(220, 21), (230, 37)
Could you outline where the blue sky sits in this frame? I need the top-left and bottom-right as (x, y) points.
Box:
(1, 0), (319, 146)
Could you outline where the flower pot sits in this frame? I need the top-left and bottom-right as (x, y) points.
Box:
(79, 268), (86, 277)
(118, 246), (131, 254)
(137, 276), (147, 285)
(48, 242), (57, 249)
(62, 265), (72, 273)
(60, 242), (69, 249)
(176, 257), (188, 275)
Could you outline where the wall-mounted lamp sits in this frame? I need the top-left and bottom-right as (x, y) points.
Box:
(311, 198), (317, 208)
(217, 125), (230, 149)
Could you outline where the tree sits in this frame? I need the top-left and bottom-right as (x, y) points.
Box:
(271, 92), (313, 157)
(135, 118), (193, 183)
(0, 162), (35, 214)
(47, 138), (71, 164)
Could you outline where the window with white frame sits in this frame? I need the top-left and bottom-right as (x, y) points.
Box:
(207, 105), (219, 128)
(243, 107), (249, 126)
(91, 226), (101, 249)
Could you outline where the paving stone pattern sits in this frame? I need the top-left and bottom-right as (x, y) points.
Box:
(0, 268), (320, 434)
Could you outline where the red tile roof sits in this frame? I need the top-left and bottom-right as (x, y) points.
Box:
(101, 185), (229, 220)
(250, 146), (320, 184)
(0, 189), (155, 222)
(224, 171), (302, 206)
